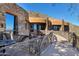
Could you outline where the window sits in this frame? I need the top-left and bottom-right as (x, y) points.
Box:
(64, 26), (69, 31)
(5, 13), (14, 31)
(49, 25), (61, 31)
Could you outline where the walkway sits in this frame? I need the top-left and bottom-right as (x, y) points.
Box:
(41, 34), (79, 56)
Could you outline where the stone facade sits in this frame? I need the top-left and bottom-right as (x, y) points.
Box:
(0, 4), (79, 36)
(0, 3), (30, 35)
(69, 24), (79, 32)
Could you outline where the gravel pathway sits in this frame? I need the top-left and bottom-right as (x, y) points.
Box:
(41, 42), (79, 56)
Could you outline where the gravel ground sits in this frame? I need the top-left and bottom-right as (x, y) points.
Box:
(1, 33), (79, 56)
(41, 42), (79, 56)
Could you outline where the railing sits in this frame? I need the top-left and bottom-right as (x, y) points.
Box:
(68, 32), (79, 50)
(28, 31), (53, 56)
(76, 36), (79, 51)
(28, 38), (41, 55)
(68, 32), (74, 43)
(0, 30), (53, 56)
(40, 32), (53, 52)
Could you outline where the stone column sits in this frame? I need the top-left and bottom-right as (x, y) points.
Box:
(60, 20), (64, 31)
(10, 31), (13, 40)
(0, 12), (5, 32)
(45, 17), (49, 35)
(26, 21), (30, 35)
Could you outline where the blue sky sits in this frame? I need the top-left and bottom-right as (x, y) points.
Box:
(5, 13), (14, 30)
(17, 3), (79, 25)
(6, 3), (79, 30)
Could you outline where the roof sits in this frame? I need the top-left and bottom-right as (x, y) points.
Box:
(28, 11), (69, 25)
(49, 17), (69, 25)
(29, 17), (46, 23)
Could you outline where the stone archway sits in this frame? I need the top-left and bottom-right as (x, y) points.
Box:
(0, 3), (30, 36)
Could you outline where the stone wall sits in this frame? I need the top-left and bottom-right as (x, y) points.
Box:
(69, 24), (79, 32)
(0, 3), (30, 36)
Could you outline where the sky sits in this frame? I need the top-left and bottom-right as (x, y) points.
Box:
(5, 13), (14, 30)
(6, 3), (79, 30)
(17, 3), (79, 25)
